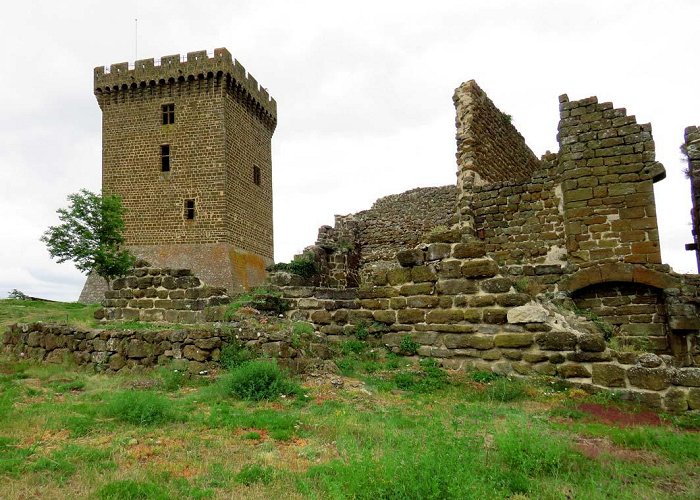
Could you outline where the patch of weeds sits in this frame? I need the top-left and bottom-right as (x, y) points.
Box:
(242, 431), (261, 440)
(30, 444), (114, 482)
(219, 341), (252, 370)
(158, 367), (188, 392)
(484, 377), (527, 403)
(605, 426), (700, 461)
(60, 413), (100, 437)
(224, 360), (302, 401)
(399, 335), (419, 355)
(104, 391), (180, 426)
(235, 463), (275, 486)
(48, 378), (86, 393)
(495, 423), (585, 479)
(573, 306), (615, 340)
(200, 463), (232, 489)
(298, 445), (321, 461)
(470, 370), (499, 383)
(392, 359), (448, 393)
(97, 479), (169, 500)
(589, 389), (624, 406)
(550, 405), (586, 420)
(666, 412), (700, 431)
(353, 321), (369, 341)
(335, 357), (358, 376)
(0, 437), (34, 476)
(341, 339), (367, 356)
(385, 352), (401, 370)
(608, 335), (651, 353)
(208, 406), (300, 441)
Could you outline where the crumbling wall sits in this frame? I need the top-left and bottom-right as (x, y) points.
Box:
(557, 95), (665, 267)
(453, 80), (541, 230)
(96, 264), (230, 323)
(472, 154), (566, 266)
(684, 126), (700, 271)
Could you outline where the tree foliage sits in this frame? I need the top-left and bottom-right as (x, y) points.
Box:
(41, 189), (135, 288)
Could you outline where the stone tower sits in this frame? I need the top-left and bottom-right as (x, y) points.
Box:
(79, 48), (276, 302)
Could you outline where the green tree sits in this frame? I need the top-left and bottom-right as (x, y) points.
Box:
(41, 189), (135, 289)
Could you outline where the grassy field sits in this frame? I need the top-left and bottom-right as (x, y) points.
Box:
(0, 299), (100, 332)
(1, 299), (699, 499)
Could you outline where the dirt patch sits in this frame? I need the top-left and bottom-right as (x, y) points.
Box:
(577, 403), (665, 427)
(574, 436), (659, 463)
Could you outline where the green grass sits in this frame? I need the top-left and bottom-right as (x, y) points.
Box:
(0, 298), (100, 331)
(0, 352), (697, 499)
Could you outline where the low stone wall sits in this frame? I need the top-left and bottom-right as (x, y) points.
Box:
(97, 265), (230, 323)
(1, 322), (332, 375)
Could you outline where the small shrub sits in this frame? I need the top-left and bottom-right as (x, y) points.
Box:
(354, 321), (369, 341)
(393, 359), (448, 393)
(235, 464), (275, 485)
(268, 254), (317, 278)
(225, 360), (300, 401)
(242, 431), (261, 440)
(341, 339), (367, 355)
(7, 289), (28, 300)
(470, 371), (499, 383)
(158, 368), (187, 392)
(399, 336), (419, 355)
(292, 321), (314, 336)
(219, 341), (252, 370)
(104, 391), (178, 426)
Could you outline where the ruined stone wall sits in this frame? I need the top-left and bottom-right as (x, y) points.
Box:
(307, 186), (458, 286)
(96, 264), (230, 323)
(557, 95), (664, 268)
(685, 126), (700, 271)
(472, 156), (567, 267)
(2, 322), (329, 376)
(274, 241), (699, 412)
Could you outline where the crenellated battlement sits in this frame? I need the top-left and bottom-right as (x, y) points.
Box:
(94, 47), (276, 126)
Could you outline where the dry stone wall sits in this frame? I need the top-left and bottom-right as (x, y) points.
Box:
(96, 264), (230, 323)
(2, 322), (331, 376)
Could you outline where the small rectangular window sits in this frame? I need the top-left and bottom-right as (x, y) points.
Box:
(162, 103), (175, 125)
(253, 165), (261, 186)
(184, 199), (195, 220)
(161, 144), (170, 172)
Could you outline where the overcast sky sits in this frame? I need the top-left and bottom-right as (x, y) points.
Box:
(1, 0), (698, 301)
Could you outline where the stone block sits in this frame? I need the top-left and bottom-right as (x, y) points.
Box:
(127, 339), (150, 359)
(461, 259), (498, 278)
(663, 388), (688, 413)
(443, 334), (494, 350)
(310, 310), (332, 324)
(496, 293), (531, 307)
(533, 362), (557, 376)
(567, 351), (611, 362)
(387, 268), (411, 285)
(536, 331), (578, 350)
(407, 295), (439, 309)
(426, 243), (451, 261)
(451, 241), (486, 259)
(411, 265), (438, 283)
(671, 368), (700, 387)
(463, 309), (482, 323)
(177, 310), (198, 324)
(627, 366), (672, 391)
(425, 309), (463, 324)
(689, 388), (700, 410)
(480, 278), (512, 293)
(522, 352), (548, 363)
(436, 279), (477, 295)
(373, 310), (396, 324)
(638, 353), (663, 368)
(592, 363), (626, 387)
(494, 333), (534, 348)
(507, 303), (547, 324)
(578, 332), (606, 352)
(399, 283), (434, 296)
(397, 309), (425, 324)
(396, 249), (425, 267)
(557, 363), (591, 378)
(483, 308), (507, 324)
(436, 260), (463, 279)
